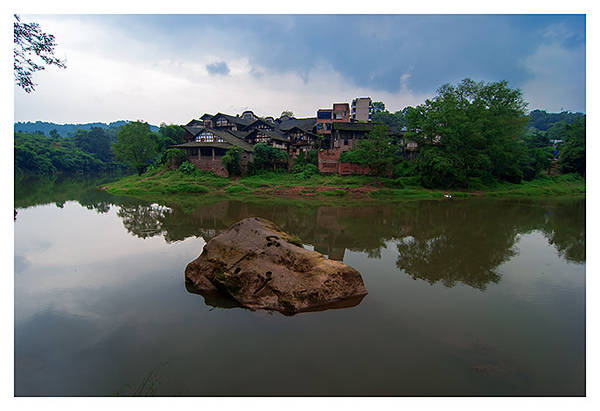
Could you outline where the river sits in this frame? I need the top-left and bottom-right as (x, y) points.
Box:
(14, 177), (585, 396)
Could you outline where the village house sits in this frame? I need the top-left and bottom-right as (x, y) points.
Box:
(174, 124), (254, 177)
(178, 102), (418, 177)
(177, 111), (319, 175)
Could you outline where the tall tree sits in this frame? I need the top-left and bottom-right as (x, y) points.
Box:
(112, 122), (158, 175)
(559, 116), (586, 177)
(406, 79), (529, 187)
(14, 14), (66, 93)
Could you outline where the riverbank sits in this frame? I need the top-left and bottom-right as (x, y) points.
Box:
(102, 167), (585, 202)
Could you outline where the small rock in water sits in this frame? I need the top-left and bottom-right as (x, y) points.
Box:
(185, 217), (367, 314)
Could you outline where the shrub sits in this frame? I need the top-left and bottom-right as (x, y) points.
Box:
(178, 161), (196, 175)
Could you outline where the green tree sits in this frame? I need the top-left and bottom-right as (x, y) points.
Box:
(559, 116), (586, 177)
(372, 101), (386, 113)
(406, 78), (529, 187)
(221, 147), (243, 176)
(73, 127), (114, 163)
(14, 14), (66, 93)
(157, 124), (186, 153)
(253, 142), (289, 171)
(339, 124), (400, 176)
(113, 121), (158, 175)
(280, 110), (294, 118)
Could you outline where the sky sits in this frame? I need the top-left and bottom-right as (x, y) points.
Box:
(13, 14), (586, 125)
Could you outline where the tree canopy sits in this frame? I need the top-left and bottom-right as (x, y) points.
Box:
(112, 122), (158, 175)
(406, 79), (530, 187)
(253, 143), (289, 171)
(559, 116), (586, 177)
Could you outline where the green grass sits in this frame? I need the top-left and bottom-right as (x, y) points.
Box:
(104, 166), (585, 203)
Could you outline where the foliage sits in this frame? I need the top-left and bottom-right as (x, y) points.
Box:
(156, 124), (185, 153)
(178, 161), (196, 175)
(14, 132), (112, 176)
(72, 127), (115, 163)
(528, 109), (584, 131)
(253, 142), (290, 171)
(162, 148), (187, 169)
(221, 147), (243, 176)
(559, 117), (586, 177)
(371, 110), (406, 131)
(340, 124), (400, 176)
(14, 14), (66, 92)
(407, 78), (530, 188)
(112, 121), (158, 175)
(306, 149), (319, 167)
(372, 101), (385, 113)
(225, 185), (252, 194)
(14, 120), (158, 137)
(280, 110), (294, 117)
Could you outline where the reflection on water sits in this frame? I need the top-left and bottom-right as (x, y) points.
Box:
(115, 197), (585, 290)
(14, 178), (585, 395)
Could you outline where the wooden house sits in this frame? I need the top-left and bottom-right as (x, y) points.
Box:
(174, 127), (254, 177)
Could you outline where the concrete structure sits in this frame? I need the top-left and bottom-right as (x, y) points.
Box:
(351, 97), (373, 122)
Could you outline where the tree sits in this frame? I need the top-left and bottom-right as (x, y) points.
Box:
(73, 127), (114, 163)
(157, 124), (186, 153)
(253, 142), (289, 171)
(406, 79), (529, 188)
(112, 122), (158, 175)
(559, 116), (586, 177)
(339, 124), (400, 176)
(280, 110), (294, 118)
(221, 147), (243, 176)
(14, 14), (66, 93)
(372, 101), (386, 113)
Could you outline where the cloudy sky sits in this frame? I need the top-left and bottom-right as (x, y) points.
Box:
(13, 14), (586, 125)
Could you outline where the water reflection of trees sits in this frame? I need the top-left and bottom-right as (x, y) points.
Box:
(115, 198), (584, 291)
(18, 176), (584, 291)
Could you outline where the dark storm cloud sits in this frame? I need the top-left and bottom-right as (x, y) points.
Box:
(135, 14), (583, 95)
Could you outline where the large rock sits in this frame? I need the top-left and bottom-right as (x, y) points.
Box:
(185, 217), (367, 314)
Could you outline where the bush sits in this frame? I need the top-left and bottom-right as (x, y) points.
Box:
(163, 148), (187, 169)
(178, 161), (196, 175)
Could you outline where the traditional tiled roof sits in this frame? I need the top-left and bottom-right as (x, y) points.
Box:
(186, 119), (203, 127)
(175, 127), (254, 152)
(213, 112), (254, 127)
(244, 118), (275, 131)
(199, 113), (213, 120)
(278, 117), (316, 132)
(248, 128), (289, 143)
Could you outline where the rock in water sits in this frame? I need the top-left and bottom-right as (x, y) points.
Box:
(185, 217), (367, 314)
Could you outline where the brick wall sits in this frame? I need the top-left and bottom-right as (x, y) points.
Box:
(338, 162), (371, 176)
(189, 156), (229, 177)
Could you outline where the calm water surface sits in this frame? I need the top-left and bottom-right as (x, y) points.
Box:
(14, 178), (585, 396)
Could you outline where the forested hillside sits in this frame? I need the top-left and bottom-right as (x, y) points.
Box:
(14, 120), (159, 137)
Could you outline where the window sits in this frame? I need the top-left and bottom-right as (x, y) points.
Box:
(344, 138), (348, 145)
(317, 111), (332, 120)
(196, 131), (215, 143)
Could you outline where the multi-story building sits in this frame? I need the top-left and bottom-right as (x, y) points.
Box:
(351, 97), (373, 122)
(316, 103), (350, 135)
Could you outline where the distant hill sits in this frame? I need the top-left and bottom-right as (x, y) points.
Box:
(528, 110), (584, 132)
(14, 120), (159, 137)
